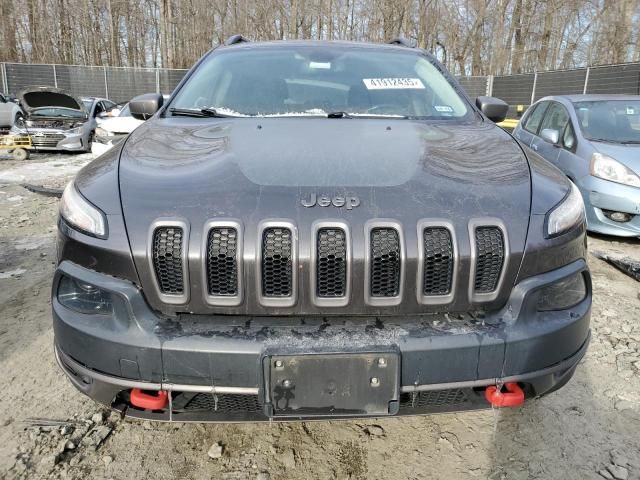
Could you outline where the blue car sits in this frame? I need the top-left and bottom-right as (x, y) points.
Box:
(514, 95), (640, 237)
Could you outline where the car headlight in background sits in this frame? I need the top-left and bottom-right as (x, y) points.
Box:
(57, 275), (112, 315)
(66, 126), (84, 134)
(590, 152), (640, 188)
(60, 182), (107, 238)
(546, 182), (585, 237)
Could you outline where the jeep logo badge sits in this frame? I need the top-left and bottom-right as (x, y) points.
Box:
(301, 193), (360, 210)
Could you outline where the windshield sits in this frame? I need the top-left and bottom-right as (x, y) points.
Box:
(31, 107), (86, 118)
(574, 100), (640, 144)
(169, 46), (471, 119)
(82, 99), (93, 111)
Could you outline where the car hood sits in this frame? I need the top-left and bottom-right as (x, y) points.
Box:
(18, 86), (84, 114)
(118, 117), (531, 315)
(592, 142), (640, 175)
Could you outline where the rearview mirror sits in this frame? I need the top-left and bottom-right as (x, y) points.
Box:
(540, 128), (560, 146)
(475, 96), (509, 123)
(129, 93), (164, 120)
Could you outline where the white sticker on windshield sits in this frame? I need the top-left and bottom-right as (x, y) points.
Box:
(626, 106), (636, 115)
(310, 62), (331, 69)
(434, 105), (453, 113)
(363, 78), (425, 90)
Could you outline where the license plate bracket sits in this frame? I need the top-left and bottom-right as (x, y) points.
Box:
(262, 351), (400, 418)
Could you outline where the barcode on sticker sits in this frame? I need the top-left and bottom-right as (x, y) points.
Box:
(363, 78), (425, 90)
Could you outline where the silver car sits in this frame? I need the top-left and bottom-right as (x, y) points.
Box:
(514, 95), (640, 237)
(18, 87), (100, 152)
(0, 92), (24, 129)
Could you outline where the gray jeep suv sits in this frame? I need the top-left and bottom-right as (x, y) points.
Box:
(53, 37), (591, 421)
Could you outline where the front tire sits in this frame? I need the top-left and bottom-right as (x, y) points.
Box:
(12, 148), (29, 161)
(84, 131), (94, 153)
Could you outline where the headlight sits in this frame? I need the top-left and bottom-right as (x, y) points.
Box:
(590, 152), (640, 187)
(66, 126), (84, 134)
(60, 183), (107, 238)
(546, 182), (585, 237)
(57, 275), (112, 315)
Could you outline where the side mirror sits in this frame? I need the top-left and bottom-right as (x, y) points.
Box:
(475, 96), (509, 123)
(129, 93), (164, 120)
(540, 128), (560, 146)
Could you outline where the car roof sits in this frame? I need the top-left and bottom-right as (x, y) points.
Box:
(540, 94), (640, 103)
(218, 39), (422, 53)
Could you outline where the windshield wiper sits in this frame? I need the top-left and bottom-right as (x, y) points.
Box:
(327, 111), (353, 119)
(619, 140), (640, 144)
(169, 107), (234, 118)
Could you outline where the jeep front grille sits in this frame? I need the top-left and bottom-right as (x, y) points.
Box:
(261, 227), (293, 297)
(316, 228), (347, 297)
(152, 226), (184, 294)
(473, 227), (505, 293)
(370, 227), (401, 297)
(422, 227), (454, 296)
(206, 227), (238, 296)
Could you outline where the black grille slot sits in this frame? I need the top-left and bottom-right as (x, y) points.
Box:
(206, 227), (238, 296)
(184, 393), (261, 413)
(152, 227), (184, 294)
(262, 227), (293, 297)
(474, 227), (505, 293)
(422, 227), (454, 296)
(316, 228), (347, 297)
(399, 389), (467, 408)
(370, 228), (401, 297)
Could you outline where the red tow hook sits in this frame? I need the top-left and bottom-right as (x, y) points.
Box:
(130, 389), (169, 410)
(485, 382), (525, 408)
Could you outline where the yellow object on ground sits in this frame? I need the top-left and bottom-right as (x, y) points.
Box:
(497, 118), (519, 131)
(0, 134), (32, 149)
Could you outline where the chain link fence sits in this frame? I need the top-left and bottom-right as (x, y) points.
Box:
(2, 61), (640, 114)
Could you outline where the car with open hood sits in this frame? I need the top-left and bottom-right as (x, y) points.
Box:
(18, 86), (96, 152)
(53, 37), (591, 422)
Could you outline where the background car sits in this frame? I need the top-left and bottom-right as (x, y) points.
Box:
(0, 92), (24, 130)
(17, 86), (97, 152)
(95, 96), (169, 143)
(514, 94), (640, 237)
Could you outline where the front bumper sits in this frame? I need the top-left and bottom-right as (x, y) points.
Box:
(53, 259), (591, 421)
(28, 129), (87, 151)
(579, 176), (640, 237)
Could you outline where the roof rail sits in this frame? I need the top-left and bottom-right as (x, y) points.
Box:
(388, 37), (416, 48)
(224, 34), (250, 46)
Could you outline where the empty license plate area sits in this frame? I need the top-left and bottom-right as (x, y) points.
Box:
(263, 352), (400, 418)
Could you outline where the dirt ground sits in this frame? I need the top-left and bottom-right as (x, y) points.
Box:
(0, 151), (639, 480)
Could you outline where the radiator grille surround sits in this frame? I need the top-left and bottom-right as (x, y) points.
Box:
(206, 227), (238, 296)
(260, 225), (295, 303)
(152, 226), (185, 295)
(422, 227), (454, 296)
(473, 225), (506, 296)
(316, 228), (347, 297)
(366, 224), (403, 304)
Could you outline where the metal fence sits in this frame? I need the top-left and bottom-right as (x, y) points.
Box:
(2, 61), (640, 113)
(0, 62), (189, 103)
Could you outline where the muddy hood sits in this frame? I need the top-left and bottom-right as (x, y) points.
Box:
(118, 117), (532, 315)
(18, 86), (84, 115)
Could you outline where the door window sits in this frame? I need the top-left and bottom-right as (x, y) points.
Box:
(539, 102), (570, 135)
(562, 122), (577, 152)
(523, 102), (548, 134)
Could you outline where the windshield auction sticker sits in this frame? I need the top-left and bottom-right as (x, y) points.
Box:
(362, 78), (425, 89)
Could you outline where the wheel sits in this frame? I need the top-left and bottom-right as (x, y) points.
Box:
(14, 113), (25, 129)
(12, 148), (28, 161)
(84, 131), (94, 153)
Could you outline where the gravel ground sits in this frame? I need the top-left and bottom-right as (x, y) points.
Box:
(0, 151), (639, 480)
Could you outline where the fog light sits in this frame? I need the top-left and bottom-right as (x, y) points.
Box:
(603, 210), (632, 223)
(537, 272), (587, 312)
(57, 275), (113, 315)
